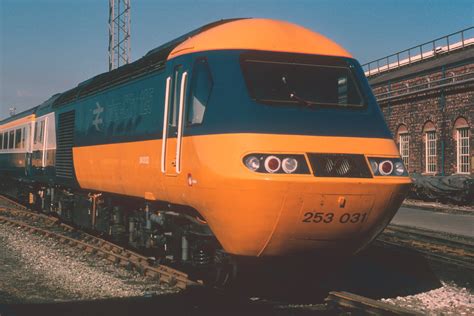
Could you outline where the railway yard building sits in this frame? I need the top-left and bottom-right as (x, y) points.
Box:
(364, 28), (473, 176)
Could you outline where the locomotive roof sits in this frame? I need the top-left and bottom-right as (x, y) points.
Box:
(6, 18), (353, 115)
(169, 18), (352, 59)
(52, 18), (244, 108)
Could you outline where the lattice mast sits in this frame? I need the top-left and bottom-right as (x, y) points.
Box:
(108, 0), (131, 71)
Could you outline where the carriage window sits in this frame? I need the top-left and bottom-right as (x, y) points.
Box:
(2, 133), (7, 150)
(0, 133), (3, 150)
(15, 129), (22, 149)
(187, 58), (213, 125)
(8, 130), (14, 149)
(241, 54), (364, 108)
(21, 127), (26, 149)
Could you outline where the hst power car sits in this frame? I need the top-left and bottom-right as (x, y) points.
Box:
(0, 18), (411, 283)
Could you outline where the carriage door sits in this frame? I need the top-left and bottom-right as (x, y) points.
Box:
(32, 118), (47, 169)
(161, 65), (188, 176)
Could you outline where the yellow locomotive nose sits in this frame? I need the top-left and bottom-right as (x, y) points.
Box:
(186, 133), (411, 258)
(201, 177), (410, 257)
(256, 179), (410, 256)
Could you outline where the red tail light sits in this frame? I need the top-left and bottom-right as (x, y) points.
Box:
(265, 156), (281, 173)
(379, 160), (394, 176)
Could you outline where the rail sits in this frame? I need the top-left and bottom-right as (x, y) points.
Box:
(0, 195), (195, 289)
(326, 291), (422, 315)
(378, 224), (474, 271)
(362, 27), (474, 77)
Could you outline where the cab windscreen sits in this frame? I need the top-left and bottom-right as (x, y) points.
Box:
(241, 52), (365, 108)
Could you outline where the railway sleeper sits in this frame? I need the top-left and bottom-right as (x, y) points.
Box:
(2, 184), (234, 287)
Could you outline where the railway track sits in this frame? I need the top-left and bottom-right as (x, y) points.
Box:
(0, 195), (195, 290)
(378, 224), (474, 271)
(325, 291), (422, 315)
(0, 195), (464, 315)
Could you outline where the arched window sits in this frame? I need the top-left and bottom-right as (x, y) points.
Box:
(423, 121), (436, 173)
(454, 117), (470, 174)
(396, 124), (409, 169)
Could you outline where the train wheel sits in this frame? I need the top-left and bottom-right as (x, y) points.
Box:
(202, 250), (238, 288)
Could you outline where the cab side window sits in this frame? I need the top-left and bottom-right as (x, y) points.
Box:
(187, 58), (213, 125)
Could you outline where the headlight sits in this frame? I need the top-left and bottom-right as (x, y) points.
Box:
(244, 156), (260, 171)
(282, 158), (298, 173)
(370, 160), (378, 175)
(394, 161), (405, 176)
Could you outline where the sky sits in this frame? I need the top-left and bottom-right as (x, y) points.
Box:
(0, 0), (473, 120)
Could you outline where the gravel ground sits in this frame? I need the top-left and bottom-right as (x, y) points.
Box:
(381, 281), (473, 315)
(0, 222), (179, 304)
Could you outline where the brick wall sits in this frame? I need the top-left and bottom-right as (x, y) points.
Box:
(370, 62), (474, 175)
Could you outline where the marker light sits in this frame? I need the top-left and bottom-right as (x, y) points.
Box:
(379, 160), (394, 176)
(394, 161), (405, 176)
(264, 156), (281, 173)
(244, 156), (260, 172)
(282, 158), (298, 173)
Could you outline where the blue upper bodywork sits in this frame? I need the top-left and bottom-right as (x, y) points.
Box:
(2, 48), (392, 150)
(69, 49), (392, 148)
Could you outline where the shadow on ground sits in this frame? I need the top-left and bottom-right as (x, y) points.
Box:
(228, 242), (442, 303)
(0, 243), (442, 316)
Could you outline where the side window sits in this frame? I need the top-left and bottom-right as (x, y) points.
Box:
(0, 132), (3, 150)
(21, 127), (26, 149)
(2, 133), (7, 150)
(187, 58), (213, 125)
(15, 128), (22, 149)
(170, 65), (182, 128)
(8, 130), (14, 149)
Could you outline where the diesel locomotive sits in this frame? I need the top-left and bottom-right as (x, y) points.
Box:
(0, 18), (411, 282)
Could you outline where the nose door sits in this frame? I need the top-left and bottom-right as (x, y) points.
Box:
(161, 65), (188, 176)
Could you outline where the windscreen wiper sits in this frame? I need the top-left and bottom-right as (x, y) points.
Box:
(289, 92), (313, 107)
(282, 76), (316, 108)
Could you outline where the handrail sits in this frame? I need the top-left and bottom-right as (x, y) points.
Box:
(362, 27), (474, 77)
(372, 68), (474, 102)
